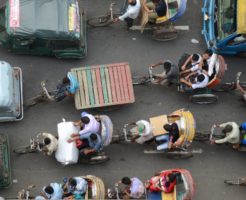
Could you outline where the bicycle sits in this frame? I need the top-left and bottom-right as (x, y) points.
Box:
(224, 177), (246, 186)
(194, 126), (225, 143)
(87, 2), (121, 27)
(132, 67), (154, 85)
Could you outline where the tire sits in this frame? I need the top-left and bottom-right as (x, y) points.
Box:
(88, 155), (110, 164)
(190, 94), (218, 104)
(166, 149), (193, 159)
(13, 145), (36, 154)
(132, 76), (150, 85)
(212, 83), (236, 92)
(194, 132), (210, 142)
(152, 28), (178, 42)
(87, 15), (112, 27)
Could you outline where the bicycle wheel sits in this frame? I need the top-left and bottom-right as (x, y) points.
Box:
(194, 132), (209, 142)
(190, 94), (218, 104)
(152, 29), (178, 42)
(132, 76), (150, 85)
(212, 83), (236, 92)
(13, 145), (37, 154)
(224, 179), (240, 185)
(24, 94), (47, 108)
(166, 149), (193, 159)
(87, 15), (112, 27)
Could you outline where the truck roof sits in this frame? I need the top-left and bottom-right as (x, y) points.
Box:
(6, 0), (80, 39)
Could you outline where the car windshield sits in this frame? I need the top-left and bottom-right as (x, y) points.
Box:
(217, 0), (237, 40)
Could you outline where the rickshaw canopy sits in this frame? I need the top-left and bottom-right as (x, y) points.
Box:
(237, 0), (246, 34)
(6, 0), (80, 39)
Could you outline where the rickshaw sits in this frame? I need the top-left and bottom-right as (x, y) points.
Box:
(0, 0), (87, 59)
(108, 169), (195, 200)
(15, 175), (105, 200)
(0, 61), (23, 122)
(87, 0), (187, 41)
(202, 0), (246, 55)
(14, 115), (114, 165)
(120, 109), (197, 159)
(0, 133), (11, 189)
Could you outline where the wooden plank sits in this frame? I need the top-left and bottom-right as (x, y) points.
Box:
(82, 70), (90, 106)
(120, 65), (129, 102)
(149, 115), (168, 137)
(86, 69), (95, 106)
(112, 66), (121, 102)
(100, 66), (109, 104)
(76, 69), (86, 108)
(95, 68), (104, 105)
(117, 66), (125, 102)
(104, 67), (112, 103)
(91, 69), (99, 106)
(124, 64), (135, 102)
(108, 67), (117, 103)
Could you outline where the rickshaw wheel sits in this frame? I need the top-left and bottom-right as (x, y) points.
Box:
(132, 76), (150, 85)
(190, 94), (218, 104)
(88, 154), (110, 165)
(194, 132), (209, 142)
(152, 29), (178, 42)
(166, 149), (193, 159)
(87, 15), (112, 27)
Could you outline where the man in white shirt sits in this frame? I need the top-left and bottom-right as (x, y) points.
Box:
(117, 0), (141, 28)
(201, 49), (219, 79)
(180, 73), (209, 90)
(130, 120), (153, 144)
(39, 183), (63, 200)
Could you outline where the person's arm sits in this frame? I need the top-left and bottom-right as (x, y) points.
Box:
(179, 68), (191, 76)
(150, 62), (165, 68)
(142, 0), (153, 12)
(215, 135), (231, 144)
(219, 122), (231, 128)
(237, 83), (246, 94)
(181, 55), (192, 71)
(184, 71), (197, 80)
(180, 78), (192, 88)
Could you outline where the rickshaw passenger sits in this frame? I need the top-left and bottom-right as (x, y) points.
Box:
(180, 53), (202, 72)
(180, 73), (209, 90)
(68, 112), (100, 142)
(130, 120), (153, 144)
(143, 0), (167, 22)
(117, 177), (145, 199)
(38, 183), (63, 200)
(150, 60), (179, 85)
(118, 0), (141, 28)
(79, 133), (103, 155)
(39, 132), (58, 156)
(214, 122), (240, 149)
(62, 177), (88, 198)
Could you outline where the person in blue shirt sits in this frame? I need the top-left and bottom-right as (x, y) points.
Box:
(79, 133), (103, 155)
(239, 122), (246, 150)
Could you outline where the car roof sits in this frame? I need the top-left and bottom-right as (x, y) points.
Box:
(6, 0), (80, 39)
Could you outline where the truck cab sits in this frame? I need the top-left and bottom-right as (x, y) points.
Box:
(0, 61), (23, 122)
(202, 0), (246, 55)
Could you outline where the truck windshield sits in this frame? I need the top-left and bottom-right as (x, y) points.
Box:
(217, 0), (237, 40)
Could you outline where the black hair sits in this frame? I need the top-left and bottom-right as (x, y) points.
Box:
(163, 61), (172, 73)
(129, 0), (137, 6)
(168, 173), (176, 183)
(222, 125), (233, 134)
(204, 49), (213, 57)
(121, 177), (131, 185)
(90, 133), (98, 141)
(163, 124), (172, 132)
(81, 116), (90, 124)
(192, 54), (200, 62)
(69, 178), (77, 187)
(62, 76), (70, 85)
(44, 185), (54, 195)
(44, 137), (51, 145)
(197, 74), (205, 82)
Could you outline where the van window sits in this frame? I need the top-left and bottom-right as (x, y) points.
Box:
(51, 40), (80, 50)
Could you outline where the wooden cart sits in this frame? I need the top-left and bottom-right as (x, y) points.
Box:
(71, 62), (135, 110)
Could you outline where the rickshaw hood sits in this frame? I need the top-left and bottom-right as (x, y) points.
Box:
(237, 0), (246, 34)
(6, 0), (80, 39)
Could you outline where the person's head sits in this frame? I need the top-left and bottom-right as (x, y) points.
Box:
(90, 133), (98, 141)
(128, 0), (136, 6)
(203, 49), (213, 60)
(81, 116), (90, 124)
(197, 74), (205, 83)
(44, 137), (51, 145)
(222, 125), (233, 134)
(121, 177), (132, 185)
(163, 61), (172, 73)
(44, 185), (54, 195)
(191, 54), (200, 63)
(163, 124), (172, 132)
(68, 178), (77, 187)
(62, 76), (70, 85)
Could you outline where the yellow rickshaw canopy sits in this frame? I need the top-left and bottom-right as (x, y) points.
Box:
(237, 0), (246, 34)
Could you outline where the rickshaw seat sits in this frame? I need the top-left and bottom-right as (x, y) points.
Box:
(161, 186), (176, 200)
(156, 16), (168, 24)
(150, 115), (169, 137)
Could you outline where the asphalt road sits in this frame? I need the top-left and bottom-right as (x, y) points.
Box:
(1, 0), (246, 199)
